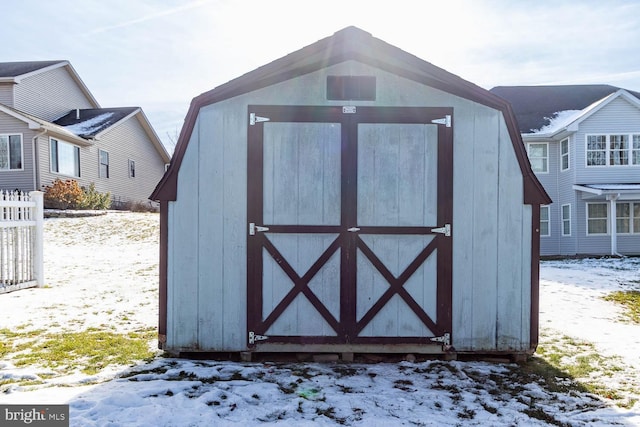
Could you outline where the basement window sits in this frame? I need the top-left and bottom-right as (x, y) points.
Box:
(327, 76), (376, 101)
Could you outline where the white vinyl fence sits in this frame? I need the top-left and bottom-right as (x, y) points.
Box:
(0, 191), (44, 294)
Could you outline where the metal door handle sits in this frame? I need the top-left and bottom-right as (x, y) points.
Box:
(347, 227), (360, 232)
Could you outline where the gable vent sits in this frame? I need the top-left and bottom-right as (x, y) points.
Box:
(327, 76), (376, 101)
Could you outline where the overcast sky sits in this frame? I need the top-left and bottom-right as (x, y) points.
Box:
(3, 0), (640, 151)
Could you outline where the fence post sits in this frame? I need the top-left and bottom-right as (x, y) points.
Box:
(30, 191), (44, 287)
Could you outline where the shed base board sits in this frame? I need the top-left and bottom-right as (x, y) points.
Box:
(251, 343), (446, 354)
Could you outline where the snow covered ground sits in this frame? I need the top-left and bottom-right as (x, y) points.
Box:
(1, 212), (639, 426)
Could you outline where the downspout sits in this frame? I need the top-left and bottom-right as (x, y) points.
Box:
(32, 130), (46, 191)
(607, 194), (623, 257)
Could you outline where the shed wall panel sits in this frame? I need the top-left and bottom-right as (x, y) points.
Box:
(168, 119), (201, 349)
(497, 119), (529, 350)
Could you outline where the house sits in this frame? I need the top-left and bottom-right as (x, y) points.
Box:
(151, 27), (550, 359)
(491, 85), (640, 256)
(0, 60), (170, 208)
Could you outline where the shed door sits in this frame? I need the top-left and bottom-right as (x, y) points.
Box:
(247, 106), (452, 348)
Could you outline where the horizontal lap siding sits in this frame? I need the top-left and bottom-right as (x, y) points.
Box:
(166, 61), (533, 352)
(573, 97), (640, 255)
(0, 84), (14, 106)
(14, 66), (96, 121)
(38, 117), (165, 205)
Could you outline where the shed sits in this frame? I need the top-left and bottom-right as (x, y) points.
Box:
(151, 27), (551, 359)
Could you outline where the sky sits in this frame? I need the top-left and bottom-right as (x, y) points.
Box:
(2, 0), (640, 151)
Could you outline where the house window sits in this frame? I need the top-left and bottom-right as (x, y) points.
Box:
(561, 204), (571, 236)
(586, 135), (607, 166)
(560, 138), (570, 171)
(616, 202), (640, 234)
(527, 143), (548, 173)
(50, 138), (80, 177)
(609, 135), (629, 165)
(128, 159), (136, 178)
(99, 149), (109, 178)
(540, 205), (550, 236)
(616, 203), (631, 233)
(633, 135), (640, 165)
(587, 134), (640, 166)
(587, 203), (608, 235)
(0, 134), (23, 170)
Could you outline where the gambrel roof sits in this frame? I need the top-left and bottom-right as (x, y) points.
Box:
(152, 26), (550, 205)
(490, 85), (640, 134)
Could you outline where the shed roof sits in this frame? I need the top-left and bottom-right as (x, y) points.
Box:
(151, 26), (550, 205)
(490, 85), (640, 133)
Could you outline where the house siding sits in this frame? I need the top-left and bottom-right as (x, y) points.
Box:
(39, 115), (166, 205)
(0, 112), (36, 191)
(0, 83), (14, 106)
(532, 95), (640, 256)
(166, 61), (534, 353)
(14, 66), (96, 121)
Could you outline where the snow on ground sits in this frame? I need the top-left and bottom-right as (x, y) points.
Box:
(1, 212), (639, 426)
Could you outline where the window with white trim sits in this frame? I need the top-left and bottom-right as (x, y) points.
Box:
(540, 205), (550, 236)
(99, 149), (109, 178)
(586, 134), (640, 166)
(561, 204), (571, 236)
(0, 134), (23, 170)
(560, 138), (570, 171)
(633, 135), (640, 165)
(128, 159), (136, 178)
(527, 143), (548, 173)
(616, 202), (640, 234)
(50, 138), (80, 177)
(587, 203), (608, 235)
(587, 135), (607, 166)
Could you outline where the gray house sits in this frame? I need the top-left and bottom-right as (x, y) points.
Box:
(152, 27), (550, 359)
(0, 60), (170, 207)
(492, 85), (640, 256)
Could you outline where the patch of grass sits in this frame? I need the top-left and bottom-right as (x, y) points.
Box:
(10, 328), (156, 375)
(604, 290), (640, 323)
(533, 333), (637, 408)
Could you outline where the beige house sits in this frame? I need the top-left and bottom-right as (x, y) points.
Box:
(0, 60), (170, 208)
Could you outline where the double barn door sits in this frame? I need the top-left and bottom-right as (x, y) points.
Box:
(247, 105), (452, 348)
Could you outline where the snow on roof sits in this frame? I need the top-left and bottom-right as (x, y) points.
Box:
(530, 110), (581, 134)
(61, 112), (115, 137)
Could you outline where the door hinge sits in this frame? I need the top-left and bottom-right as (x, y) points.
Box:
(249, 223), (270, 235)
(249, 113), (270, 125)
(431, 115), (451, 127)
(248, 331), (269, 345)
(430, 332), (450, 347)
(430, 223), (451, 237)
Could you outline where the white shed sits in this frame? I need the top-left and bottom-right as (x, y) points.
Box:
(151, 27), (551, 359)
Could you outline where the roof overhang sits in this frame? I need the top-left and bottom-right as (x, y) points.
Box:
(0, 103), (92, 146)
(574, 184), (640, 200)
